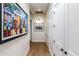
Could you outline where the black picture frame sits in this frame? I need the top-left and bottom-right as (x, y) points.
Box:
(0, 3), (28, 44)
(34, 23), (44, 32)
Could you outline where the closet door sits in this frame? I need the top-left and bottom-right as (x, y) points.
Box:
(66, 3), (79, 56)
(53, 4), (65, 56)
(64, 4), (69, 56)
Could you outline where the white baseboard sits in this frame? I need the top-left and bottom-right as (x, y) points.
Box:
(25, 46), (30, 56)
(49, 47), (53, 56)
(67, 50), (77, 56)
(46, 42), (53, 56)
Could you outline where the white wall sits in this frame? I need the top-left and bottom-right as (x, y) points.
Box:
(32, 13), (46, 42)
(46, 3), (54, 55)
(0, 3), (30, 56)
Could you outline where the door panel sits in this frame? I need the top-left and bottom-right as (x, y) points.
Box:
(53, 3), (79, 56)
(67, 3), (79, 56)
(53, 41), (64, 56)
(53, 4), (65, 56)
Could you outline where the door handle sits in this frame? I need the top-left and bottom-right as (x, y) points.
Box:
(64, 51), (67, 55)
(53, 11), (55, 15)
(53, 24), (55, 28)
(61, 48), (64, 52)
(53, 40), (55, 43)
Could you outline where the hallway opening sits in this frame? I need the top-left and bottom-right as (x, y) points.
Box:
(0, 3), (79, 56)
(27, 42), (50, 56)
(27, 3), (51, 56)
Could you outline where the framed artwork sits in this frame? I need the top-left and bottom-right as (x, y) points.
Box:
(34, 23), (44, 32)
(0, 3), (28, 44)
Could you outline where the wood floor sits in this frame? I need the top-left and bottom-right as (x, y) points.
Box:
(27, 42), (51, 56)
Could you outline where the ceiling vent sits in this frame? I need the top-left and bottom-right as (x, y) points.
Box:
(36, 11), (43, 13)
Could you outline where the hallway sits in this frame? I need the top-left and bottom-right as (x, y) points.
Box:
(0, 3), (79, 56)
(27, 42), (50, 56)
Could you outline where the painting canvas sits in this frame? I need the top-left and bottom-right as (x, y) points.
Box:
(0, 3), (28, 41)
(34, 23), (44, 32)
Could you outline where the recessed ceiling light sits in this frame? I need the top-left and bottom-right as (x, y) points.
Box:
(38, 9), (41, 11)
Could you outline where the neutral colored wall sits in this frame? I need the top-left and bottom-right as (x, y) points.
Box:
(0, 3), (30, 56)
(46, 3), (54, 55)
(32, 13), (46, 42)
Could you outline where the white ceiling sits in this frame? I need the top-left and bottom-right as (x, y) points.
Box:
(29, 3), (50, 14)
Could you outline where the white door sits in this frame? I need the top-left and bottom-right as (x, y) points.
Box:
(64, 3), (69, 56)
(63, 3), (79, 56)
(53, 4), (65, 56)
(65, 3), (79, 56)
(53, 3), (79, 56)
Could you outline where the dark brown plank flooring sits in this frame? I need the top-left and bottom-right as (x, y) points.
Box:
(27, 42), (51, 56)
